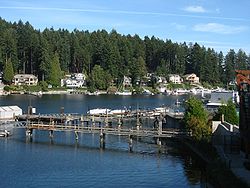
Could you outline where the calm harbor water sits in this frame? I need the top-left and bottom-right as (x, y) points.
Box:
(0, 94), (210, 187)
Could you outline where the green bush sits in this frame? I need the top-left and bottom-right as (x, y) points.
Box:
(38, 81), (49, 91)
(3, 85), (11, 92)
(3, 85), (22, 92)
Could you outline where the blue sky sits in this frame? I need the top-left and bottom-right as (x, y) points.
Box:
(0, 0), (250, 54)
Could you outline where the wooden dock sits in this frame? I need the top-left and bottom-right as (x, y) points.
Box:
(15, 110), (186, 151)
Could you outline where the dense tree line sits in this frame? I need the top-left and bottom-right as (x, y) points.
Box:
(0, 17), (249, 88)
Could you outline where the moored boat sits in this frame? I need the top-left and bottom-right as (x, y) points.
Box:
(0, 130), (10, 137)
(115, 90), (132, 95)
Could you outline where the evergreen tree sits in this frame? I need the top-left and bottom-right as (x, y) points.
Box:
(156, 59), (170, 76)
(218, 51), (226, 84)
(38, 33), (51, 81)
(0, 17), (249, 89)
(58, 29), (71, 72)
(235, 49), (248, 70)
(48, 53), (62, 86)
(90, 65), (111, 90)
(203, 48), (220, 84)
(186, 43), (205, 78)
(215, 100), (239, 125)
(224, 49), (236, 84)
(3, 58), (14, 84)
(183, 97), (211, 141)
(2, 28), (18, 72)
(129, 56), (147, 85)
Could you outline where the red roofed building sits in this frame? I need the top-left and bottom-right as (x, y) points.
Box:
(236, 70), (250, 159)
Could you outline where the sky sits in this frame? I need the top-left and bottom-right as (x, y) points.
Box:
(0, 0), (250, 54)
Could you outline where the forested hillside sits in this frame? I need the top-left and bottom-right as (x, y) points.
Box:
(0, 17), (249, 87)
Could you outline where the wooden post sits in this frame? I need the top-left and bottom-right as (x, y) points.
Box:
(157, 137), (162, 153)
(118, 118), (121, 131)
(100, 130), (105, 149)
(92, 116), (95, 127)
(75, 131), (79, 140)
(157, 137), (162, 145)
(158, 121), (162, 135)
(129, 135), (133, 152)
(60, 107), (64, 115)
(105, 109), (109, 127)
(26, 128), (33, 137)
(136, 110), (140, 130)
(49, 130), (53, 139)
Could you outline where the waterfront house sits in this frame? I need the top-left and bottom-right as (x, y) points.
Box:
(184, 73), (199, 84)
(13, 74), (38, 86)
(61, 73), (86, 88)
(157, 76), (167, 84)
(122, 76), (132, 88)
(168, 74), (183, 84)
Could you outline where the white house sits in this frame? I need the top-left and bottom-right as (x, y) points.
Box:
(61, 73), (86, 88)
(168, 74), (183, 84)
(184, 73), (199, 84)
(122, 76), (132, 88)
(13, 74), (38, 86)
(156, 76), (167, 84)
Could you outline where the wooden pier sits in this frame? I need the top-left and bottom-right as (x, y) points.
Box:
(15, 110), (186, 151)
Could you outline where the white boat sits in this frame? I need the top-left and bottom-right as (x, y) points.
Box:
(142, 89), (154, 95)
(86, 91), (100, 96)
(0, 130), (10, 137)
(109, 109), (129, 115)
(115, 91), (132, 95)
(30, 91), (43, 97)
(153, 107), (169, 115)
(172, 89), (189, 95)
(87, 108), (111, 115)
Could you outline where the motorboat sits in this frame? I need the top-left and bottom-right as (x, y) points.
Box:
(87, 108), (111, 115)
(115, 90), (132, 95)
(0, 130), (10, 137)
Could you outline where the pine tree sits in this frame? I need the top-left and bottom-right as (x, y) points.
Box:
(225, 49), (236, 84)
(48, 53), (62, 86)
(90, 65), (111, 90)
(38, 33), (51, 81)
(218, 51), (226, 84)
(129, 56), (147, 85)
(235, 49), (248, 70)
(3, 58), (14, 84)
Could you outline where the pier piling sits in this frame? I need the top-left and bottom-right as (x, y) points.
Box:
(100, 131), (106, 149)
(157, 137), (162, 153)
(129, 135), (133, 152)
(75, 131), (79, 140)
(26, 129), (33, 137)
(49, 130), (53, 138)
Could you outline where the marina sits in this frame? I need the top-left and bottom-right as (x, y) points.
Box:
(12, 102), (185, 151)
(0, 94), (210, 187)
